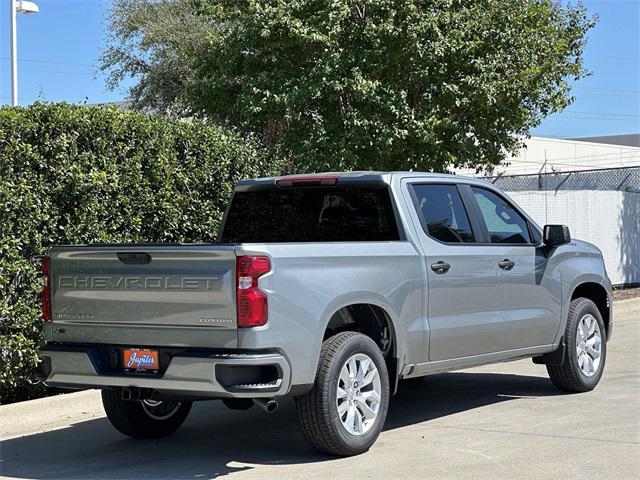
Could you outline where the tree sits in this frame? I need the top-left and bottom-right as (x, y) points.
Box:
(102, 0), (594, 173)
(0, 102), (279, 402)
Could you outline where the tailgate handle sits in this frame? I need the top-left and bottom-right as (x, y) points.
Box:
(117, 252), (151, 265)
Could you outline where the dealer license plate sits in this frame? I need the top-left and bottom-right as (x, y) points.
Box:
(122, 348), (159, 372)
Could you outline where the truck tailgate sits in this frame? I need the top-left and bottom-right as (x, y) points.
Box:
(49, 245), (237, 348)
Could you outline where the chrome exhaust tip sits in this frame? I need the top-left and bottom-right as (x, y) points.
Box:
(253, 398), (279, 414)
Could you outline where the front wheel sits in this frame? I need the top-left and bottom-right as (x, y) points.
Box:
(295, 331), (390, 456)
(547, 297), (607, 393)
(102, 390), (192, 439)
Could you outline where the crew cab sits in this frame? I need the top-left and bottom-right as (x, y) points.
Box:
(38, 172), (612, 455)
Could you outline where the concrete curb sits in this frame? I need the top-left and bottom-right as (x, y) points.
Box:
(611, 296), (640, 309)
(0, 389), (102, 441)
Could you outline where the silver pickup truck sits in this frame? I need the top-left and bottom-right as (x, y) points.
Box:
(38, 172), (612, 456)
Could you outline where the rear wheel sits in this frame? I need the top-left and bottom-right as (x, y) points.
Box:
(295, 331), (390, 456)
(102, 390), (192, 439)
(547, 297), (607, 393)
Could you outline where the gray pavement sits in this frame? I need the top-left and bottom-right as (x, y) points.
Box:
(1, 298), (639, 480)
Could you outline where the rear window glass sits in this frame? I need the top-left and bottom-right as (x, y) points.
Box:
(220, 185), (400, 243)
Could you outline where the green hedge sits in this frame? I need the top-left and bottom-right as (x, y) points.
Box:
(0, 102), (281, 403)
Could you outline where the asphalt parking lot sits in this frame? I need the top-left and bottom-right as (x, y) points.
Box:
(1, 298), (639, 480)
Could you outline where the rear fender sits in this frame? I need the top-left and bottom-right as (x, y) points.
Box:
(315, 292), (405, 383)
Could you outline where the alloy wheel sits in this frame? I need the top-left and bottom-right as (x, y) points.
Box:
(141, 399), (182, 420)
(336, 353), (382, 435)
(576, 313), (602, 377)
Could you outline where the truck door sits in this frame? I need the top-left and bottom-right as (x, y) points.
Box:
(402, 180), (503, 361)
(467, 186), (562, 349)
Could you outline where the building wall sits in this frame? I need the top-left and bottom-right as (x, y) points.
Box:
(456, 136), (640, 176)
(507, 189), (640, 286)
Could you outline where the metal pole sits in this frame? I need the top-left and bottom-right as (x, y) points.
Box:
(10, 0), (18, 106)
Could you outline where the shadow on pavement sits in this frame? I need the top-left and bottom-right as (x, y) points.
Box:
(1, 371), (560, 479)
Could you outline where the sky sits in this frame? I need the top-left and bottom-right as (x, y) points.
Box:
(0, 0), (638, 139)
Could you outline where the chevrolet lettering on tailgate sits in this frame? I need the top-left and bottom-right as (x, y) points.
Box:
(58, 275), (219, 290)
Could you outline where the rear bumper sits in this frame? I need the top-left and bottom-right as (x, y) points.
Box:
(38, 345), (291, 399)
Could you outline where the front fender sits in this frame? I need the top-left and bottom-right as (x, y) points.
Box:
(553, 247), (609, 344)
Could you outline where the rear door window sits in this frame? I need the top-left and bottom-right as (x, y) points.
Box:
(220, 185), (400, 243)
(471, 187), (531, 244)
(410, 184), (475, 243)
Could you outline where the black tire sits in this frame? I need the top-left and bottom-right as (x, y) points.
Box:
(102, 390), (192, 439)
(295, 332), (390, 456)
(547, 297), (607, 393)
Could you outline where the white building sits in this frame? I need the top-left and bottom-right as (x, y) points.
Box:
(458, 134), (640, 177)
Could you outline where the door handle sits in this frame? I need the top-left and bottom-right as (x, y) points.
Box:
(431, 261), (451, 274)
(498, 259), (515, 271)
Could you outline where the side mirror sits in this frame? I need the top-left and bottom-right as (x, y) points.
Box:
(543, 224), (571, 247)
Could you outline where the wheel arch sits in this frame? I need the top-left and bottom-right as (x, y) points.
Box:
(321, 297), (402, 394)
(570, 282), (611, 338)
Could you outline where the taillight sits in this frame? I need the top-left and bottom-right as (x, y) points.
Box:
(236, 256), (271, 328)
(41, 256), (52, 322)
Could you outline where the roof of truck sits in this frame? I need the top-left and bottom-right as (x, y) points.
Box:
(236, 171), (477, 187)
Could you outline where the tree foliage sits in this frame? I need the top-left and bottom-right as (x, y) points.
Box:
(0, 102), (279, 403)
(104, 0), (594, 173)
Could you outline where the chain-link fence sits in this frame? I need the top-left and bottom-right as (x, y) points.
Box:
(484, 167), (640, 287)
(487, 166), (640, 194)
